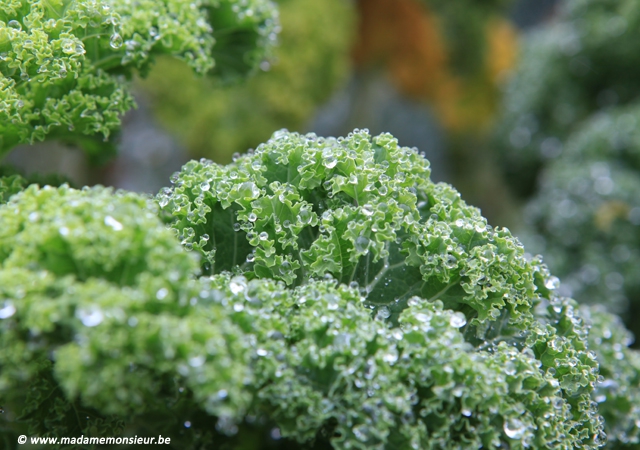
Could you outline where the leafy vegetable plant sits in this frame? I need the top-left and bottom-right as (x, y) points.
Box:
(1, 0), (639, 445)
(0, 0), (278, 160)
(1, 129), (618, 449)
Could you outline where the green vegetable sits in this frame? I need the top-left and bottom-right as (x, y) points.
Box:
(519, 105), (640, 314)
(582, 305), (640, 449)
(0, 0), (278, 160)
(0, 130), (609, 448)
(494, 0), (640, 198)
(0, 166), (73, 204)
(155, 129), (605, 448)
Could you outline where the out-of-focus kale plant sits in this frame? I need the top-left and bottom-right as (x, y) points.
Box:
(495, 0), (640, 347)
(0, 0), (278, 160)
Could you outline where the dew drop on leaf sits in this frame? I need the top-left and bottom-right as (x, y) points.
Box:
(0, 301), (16, 319)
(298, 208), (312, 225)
(375, 306), (391, 320)
(229, 277), (247, 294)
(76, 307), (104, 327)
(449, 312), (467, 328)
(188, 356), (205, 367)
(355, 235), (370, 252)
(504, 418), (526, 439)
(110, 33), (123, 49)
(8, 20), (21, 31)
(362, 204), (374, 216)
(545, 276), (560, 290)
(415, 313), (429, 323)
(104, 215), (123, 231)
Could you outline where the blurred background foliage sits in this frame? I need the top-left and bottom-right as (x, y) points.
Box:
(136, 0), (356, 164)
(493, 0), (640, 345)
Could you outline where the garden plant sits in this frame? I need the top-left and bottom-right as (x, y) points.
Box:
(495, 0), (640, 343)
(1, 0), (639, 449)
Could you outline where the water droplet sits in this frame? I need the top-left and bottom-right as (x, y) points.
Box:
(8, 20), (22, 31)
(362, 204), (374, 216)
(76, 307), (104, 327)
(257, 348), (268, 356)
(325, 294), (339, 311)
(110, 33), (123, 49)
(504, 418), (526, 439)
(323, 151), (338, 169)
(233, 223), (241, 231)
(248, 213), (257, 222)
(375, 306), (391, 320)
(189, 355), (205, 367)
(200, 181), (210, 191)
(104, 215), (123, 231)
(156, 288), (168, 300)
(0, 301), (16, 319)
(415, 313), (429, 323)
(545, 276), (560, 290)
(246, 253), (255, 263)
(298, 208), (312, 225)
(229, 277), (247, 295)
(449, 312), (466, 328)
(184, 421), (192, 428)
(355, 235), (370, 252)
(239, 181), (260, 199)
(382, 350), (398, 364)
(462, 408), (472, 417)
(259, 231), (268, 241)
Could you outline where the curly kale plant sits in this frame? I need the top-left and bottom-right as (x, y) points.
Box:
(494, 0), (640, 197)
(152, 129), (609, 448)
(0, 0), (278, 159)
(582, 305), (640, 448)
(519, 105), (640, 321)
(0, 130), (615, 449)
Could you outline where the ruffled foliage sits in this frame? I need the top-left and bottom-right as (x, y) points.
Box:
(519, 106), (640, 323)
(0, 0), (278, 159)
(157, 129), (606, 448)
(0, 131), (613, 448)
(0, 166), (73, 203)
(494, 0), (640, 197)
(583, 306), (640, 449)
(138, 0), (354, 163)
